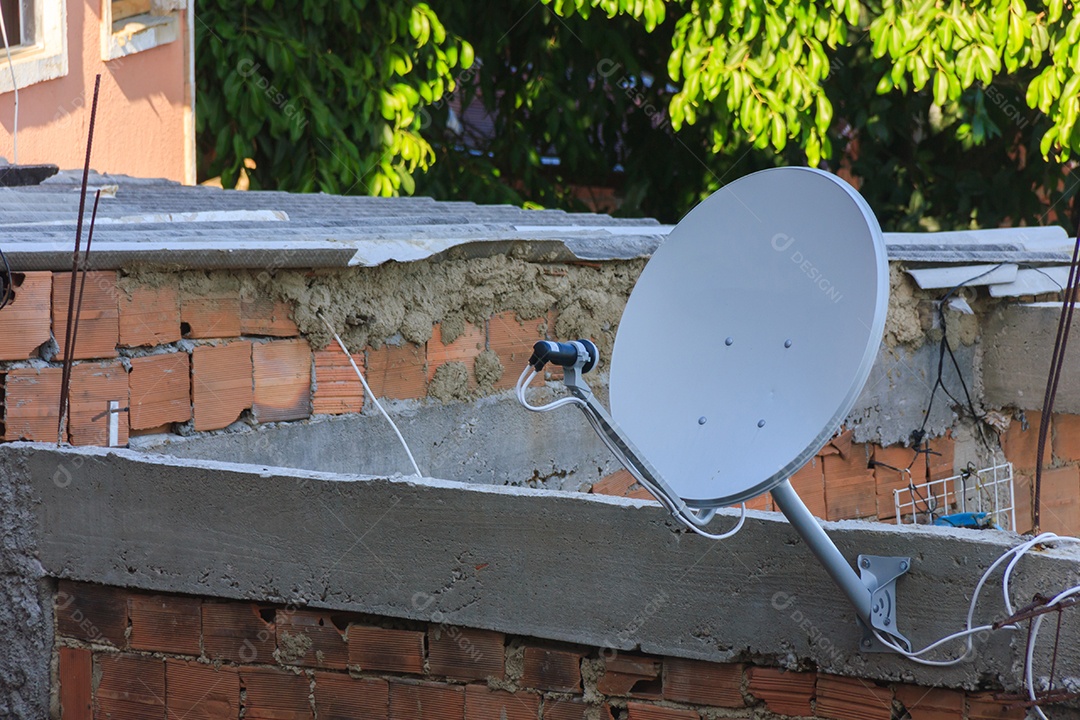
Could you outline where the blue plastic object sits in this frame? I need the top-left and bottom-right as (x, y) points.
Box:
(934, 512), (993, 529)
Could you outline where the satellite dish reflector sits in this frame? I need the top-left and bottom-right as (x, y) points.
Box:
(517, 166), (910, 652)
(609, 166), (888, 507)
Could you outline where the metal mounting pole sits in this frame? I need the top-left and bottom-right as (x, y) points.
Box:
(771, 479), (911, 651)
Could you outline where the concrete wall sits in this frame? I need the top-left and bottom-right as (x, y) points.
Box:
(984, 303), (1080, 415)
(5, 442), (1080, 718)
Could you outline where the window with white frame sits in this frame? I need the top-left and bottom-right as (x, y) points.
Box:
(0, 0), (35, 49)
(102, 0), (184, 61)
(0, 0), (67, 94)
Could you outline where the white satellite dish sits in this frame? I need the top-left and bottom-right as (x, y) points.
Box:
(610, 166), (888, 507)
(518, 166), (909, 652)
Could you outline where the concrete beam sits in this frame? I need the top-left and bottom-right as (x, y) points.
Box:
(6, 442), (1080, 703)
(131, 395), (623, 491)
(983, 303), (1080, 414)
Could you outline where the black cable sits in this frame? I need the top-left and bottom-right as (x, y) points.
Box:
(0, 245), (12, 311)
(911, 266), (1002, 472)
(869, 459), (934, 517)
(1018, 264), (1065, 293)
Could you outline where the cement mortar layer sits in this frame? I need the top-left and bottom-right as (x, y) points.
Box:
(9, 442), (1080, 701)
(118, 259), (1004, 448)
(124, 254), (645, 368)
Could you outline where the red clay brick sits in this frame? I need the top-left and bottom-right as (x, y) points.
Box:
(192, 341), (253, 431)
(428, 626), (504, 681)
(544, 699), (614, 720)
(663, 658), (743, 708)
(1014, 472), (1034, 534)
(746, 667), (815, 717)
(427, 322), (484, 386)
(966, 691), (1025, 720)
(118, 279), (181, 347)
(1037, 464), (1080, 535)
(488, 312), (549, 390)
(242, 296), (300, 337)
(824, 442), (876, 520)
(166, 659), (240, 720)
(55, 581), (128, 647)
(181, 283), (242, 339)
(276, 609), (348, 669)
(203, 602), (276, 664)
(52, 271), (119, 360)
(596, 654), (662, 699)
(315, 673), (388, 720)
(895, 684), (964, 720)
(1001, 411), (1052, 472)
(312, 347), (365, 415)
(389, 681), (464, 720)
(366, 343), (427, 399)
(521, 647), (583, 693)
(58, 646), (92, 720)
(4, 366), (62, 442)
(788, 457), (826, 518)
(743, 493), (772, 511)
(241, 667), (312, 720)
(591, 469), (653, 500)
(626, 702), (698, 719)
(129, 593), (202, 655)
(1053, 413), (1080, 463)
(95, 654), (165, 720)
(253, 339), (312, 422)
(128, 352), (191, 430)
(68, 361), (129, 446)
(815, 675), (892, 720)
(464, 684), (539, 720)
(0, 271), (51, 360)
(348, 625), (425, 675)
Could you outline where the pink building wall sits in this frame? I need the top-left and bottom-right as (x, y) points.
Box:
(0, 0), (192, 183)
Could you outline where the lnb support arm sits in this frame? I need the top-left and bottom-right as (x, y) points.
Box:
(526, 339), (912, 651)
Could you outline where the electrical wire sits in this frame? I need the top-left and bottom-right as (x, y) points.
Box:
(319, 315), (422, 478)
(0, 6), (18, 164)
(515, 366), (587, 412)
(515, 363), (746, 540)
(872, 532), (1080, 675)
(909, 267), (1002, 472)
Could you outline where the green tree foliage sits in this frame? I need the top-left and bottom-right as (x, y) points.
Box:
(536, 0), (1077, 228)
(195, 0), (473, 195)
(196, 0), (1079, 230)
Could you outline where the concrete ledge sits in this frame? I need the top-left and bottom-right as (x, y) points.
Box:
(6, 443), (1080, 697)
(132, 394), (623, 490)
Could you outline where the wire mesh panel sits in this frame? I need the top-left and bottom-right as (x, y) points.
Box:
(894, 462), (1016, 532)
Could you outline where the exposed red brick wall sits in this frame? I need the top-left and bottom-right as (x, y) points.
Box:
(53, 580), (1026, 720)
(2, 265), (1077, 536)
